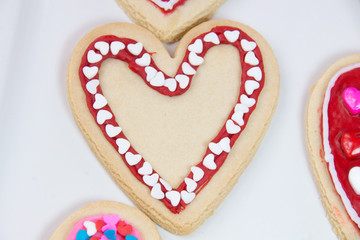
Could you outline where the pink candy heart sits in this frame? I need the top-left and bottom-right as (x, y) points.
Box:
(343, 87), (360, 114)
(101, 214), (119, 232)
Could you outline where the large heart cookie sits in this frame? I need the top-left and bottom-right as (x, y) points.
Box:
(115, 0), (226, 42)
(307, 54), (360, 239)
(67, 20), (279, 234)
(50, 201), (161, 240)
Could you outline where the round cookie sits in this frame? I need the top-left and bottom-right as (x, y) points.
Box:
(67, 20), (279, 234)
(50, 201), (161, 240)
(307, 54), (360, 239)
(115, 0), (226, 42)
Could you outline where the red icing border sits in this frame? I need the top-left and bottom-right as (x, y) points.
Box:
(146, 0), (186, 14)
(79, 26), (265, 213)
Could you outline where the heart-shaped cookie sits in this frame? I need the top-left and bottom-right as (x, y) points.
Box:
(115, 0), (226, 42)
(50, 201), (161, 240)
(307, 54), (360, 239)
(68, 20), (279, 234)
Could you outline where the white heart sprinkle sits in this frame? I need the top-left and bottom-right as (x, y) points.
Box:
(145, 66), (157, 82)
(127, 42), (143, 56)
(182, 62), (196, 75)
(83, 221), (97, 236)
(234, 103), (250, 113)
(150, 72), (165, 87)
(188, 39), (203, 54)
(87, 50), (102, 63)
(116, 138), (130, 154)
(247, 67), (262, 81)
(93, 93), (107, 109)
(226, 119), (241, 134)
(105, 124), (122, 138)
(166, 191), (181, 207)
(209, 142), (222, 155)
(86, 79), (99, 94)
(241, 39), (257, 51)
(83, 66), (98, 79)
(151, 183), (164, 199)
(110, 41), (125, 55)
(159, 178), (172, 191)
(203, 154), (216, 170)
(96, 110), (112, 125)
(181, 191), (195, 204)
(219, 137), (231, 153)
(164, 78), (177, 92)
(245, 51), (259, 66)
(125, 152), (141, 166)
(191, 166), (204, 182)
(185, 178), (197, 192)
(94, 41), (109, 55)
(224, 30), (240, 43)
(143, 173), (159, 187)
(204, 32), (220, 45)
(135, 53), (151, 67)
(138, 162), (153, 175)
(349, 167), (360, 195)
(245, 80), (260, 95)
(152, 0), (175, 10)
(240, 94), (256, 108)
(175, 74), (190, 89)
(231, 111), (245, 126)
(188, 52), (204, 66)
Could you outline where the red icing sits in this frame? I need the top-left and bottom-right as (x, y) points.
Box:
(323, 66), (360, 220)
(147, 0), (186, 14)
(89, 237), (100, 240)
(79, 26), (265, 213)
(117, 221), (133, 236)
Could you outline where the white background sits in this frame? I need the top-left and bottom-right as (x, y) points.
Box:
(0, 0), (360, 239)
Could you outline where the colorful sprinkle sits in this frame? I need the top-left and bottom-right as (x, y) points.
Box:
(76, 230), (90, 240)
(104, 230), (116, 240)
(96, 220), (105, 232)
(340, 131), (360, 159)
(125, 235), (138, 240)
(102, 214), (119, 232)
(84, 221), (97, 236)
(343, 87), (360, 114)
(117, 220), (133, 236)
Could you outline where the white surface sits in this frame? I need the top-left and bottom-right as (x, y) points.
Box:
(0, 0), (360, 239)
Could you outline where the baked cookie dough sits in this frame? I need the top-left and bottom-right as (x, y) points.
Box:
(115, 0), (226, 42)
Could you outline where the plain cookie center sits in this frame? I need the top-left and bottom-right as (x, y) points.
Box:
(100, 45), (241, 187)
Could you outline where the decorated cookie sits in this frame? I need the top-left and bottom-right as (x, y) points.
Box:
(307, 54), (360, 239)
(67, 20), (279, 234)
(115, 0), (226, 42)
(50, 201), (161, 240)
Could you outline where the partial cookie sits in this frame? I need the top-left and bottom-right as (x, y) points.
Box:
(115, 0), (226, 42)
(307, 54), (360, 239)
(50, 201), (161, 240)
(67, 20), (279, 234)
